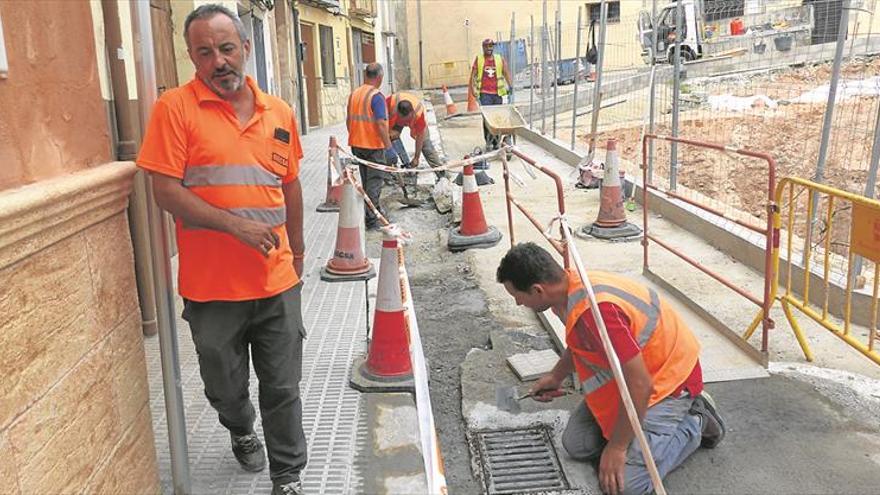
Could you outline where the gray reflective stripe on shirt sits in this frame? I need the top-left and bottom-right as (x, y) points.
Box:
(349, 88), (383, 122)
(592, 284), (661, 347)
(183, 165), (282, 188)
(229, 206), (287, 226)
(565, 288), (588, 324)
(580, 362), (614, 394)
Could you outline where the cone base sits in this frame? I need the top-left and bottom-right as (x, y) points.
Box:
(315, 202), (340, 213)
(320, 264), (377, 283)
(448, 225), (502, 252)
(349, 355), (414, 393)
(577, 222), (643, 242)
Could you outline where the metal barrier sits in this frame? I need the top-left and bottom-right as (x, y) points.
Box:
(426, 60), (470, 89)
(501, 147), (568, 266)
(642, 134), (778, 360)
(773, 177), (880, 366)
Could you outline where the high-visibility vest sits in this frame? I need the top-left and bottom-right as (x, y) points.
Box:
(347, 84), (385, 149)
(388, 92), (425, 131)
(563, 270), (700, 439)
(474, 53), (508, 96)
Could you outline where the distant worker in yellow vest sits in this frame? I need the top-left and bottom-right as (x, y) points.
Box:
(469, 38), (513, 150)
(496, 243), (726, 495)
(386, 92), (446, 177)
(347, 62), (395, 229)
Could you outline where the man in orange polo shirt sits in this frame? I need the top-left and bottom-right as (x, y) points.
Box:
(496, 243), (726, 495)
(137, 5), (306, 495)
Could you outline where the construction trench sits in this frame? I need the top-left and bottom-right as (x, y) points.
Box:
(353, 96), (880, 494)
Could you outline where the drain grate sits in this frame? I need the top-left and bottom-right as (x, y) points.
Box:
(475, 426), (569, 494)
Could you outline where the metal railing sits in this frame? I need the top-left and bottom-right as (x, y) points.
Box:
(501, 147), (569, 266)
(771, 176), (880, 365)
(642, 134), (778, 360)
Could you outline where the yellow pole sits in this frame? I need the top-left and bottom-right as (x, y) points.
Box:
(782, 297), (814, 362)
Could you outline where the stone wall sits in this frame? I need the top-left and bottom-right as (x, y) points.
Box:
(0, 0), (112, 191)
(0, 163), (159, 494)
(321, 78), (353, 126)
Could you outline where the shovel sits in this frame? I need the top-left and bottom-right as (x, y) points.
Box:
(496, 386), (566, 414)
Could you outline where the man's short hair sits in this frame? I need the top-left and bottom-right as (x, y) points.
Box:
(496, 242), (565, 291)
(365, 63), (384, 80)
(184, 4), (248, 46)
(397, 100), (414, 117)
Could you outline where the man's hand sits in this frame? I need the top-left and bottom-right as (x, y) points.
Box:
(389, 129), (401, 140)
(598, 444), (628, 495)
(230, 217), (279, 257)
(410, 156), (421, 169)
(384, 148), (398, 166)
(293, 258), (304, 278)
(528, 373), (564, 402)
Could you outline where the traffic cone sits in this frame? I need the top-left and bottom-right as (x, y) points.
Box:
(320, 173), (376, 282)
(448, 164), (502, 251)
(579, 139), (642, 241)
(350, 230), (414, 392)
(442, 85), (458, 116)
(316, 136), (343, 212)
(466, 86), (479, 112)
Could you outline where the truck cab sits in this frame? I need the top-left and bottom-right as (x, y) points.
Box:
(638, 0), (703, 64)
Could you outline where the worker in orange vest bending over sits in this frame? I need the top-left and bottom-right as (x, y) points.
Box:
(137, 5), (307, 495)
(347, 62), (395, 229)
(496, 243), (726, 495)
(386, 92), (446, 178)
(469, 38), (513, 150)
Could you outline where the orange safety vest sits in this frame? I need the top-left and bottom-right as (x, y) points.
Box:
(563, 270), (700, 439)
(347, 84), (385, 149)
(388, 92), (425, 132)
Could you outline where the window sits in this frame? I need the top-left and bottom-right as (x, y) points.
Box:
(704, 0), (745, 21)
(588, 1), (621, 24)
(319, 25), (336, 86)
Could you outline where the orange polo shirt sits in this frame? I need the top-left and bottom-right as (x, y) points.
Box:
(137, 76), (304, 302)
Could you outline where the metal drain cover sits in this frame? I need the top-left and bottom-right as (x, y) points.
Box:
(475, 427), (569, 494)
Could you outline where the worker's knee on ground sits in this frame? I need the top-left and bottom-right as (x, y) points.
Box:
(561, 423), (602, 460)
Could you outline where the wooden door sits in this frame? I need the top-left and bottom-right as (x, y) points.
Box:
(149, 0), (179, 94)
(300, 22), (321, 127)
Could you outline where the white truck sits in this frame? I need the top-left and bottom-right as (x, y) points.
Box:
(637, 0), (816, 65)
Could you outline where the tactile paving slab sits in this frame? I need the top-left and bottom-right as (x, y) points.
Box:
(145, 125), (368, 494)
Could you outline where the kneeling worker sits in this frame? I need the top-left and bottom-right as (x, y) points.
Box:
(387, 92), (446, 177)
(496, 243), (726, 495)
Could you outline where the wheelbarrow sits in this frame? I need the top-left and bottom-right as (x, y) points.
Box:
(481, 104), (526, 152)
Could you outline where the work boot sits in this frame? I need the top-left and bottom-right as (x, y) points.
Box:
(231, 432), (266, 472)
(690, 391), (726, 449)
(272, 480), (304, 495)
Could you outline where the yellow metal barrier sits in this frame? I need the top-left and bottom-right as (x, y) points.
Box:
(764, 177), (880, 366)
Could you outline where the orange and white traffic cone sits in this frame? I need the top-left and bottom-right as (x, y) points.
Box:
(448, 164), (502, 251)
(320, 172), (376, 282)
(316, 136), (343, 213)
(466, 86), (479, 112)
(579, 139), (642, 241)
(350, 229), (414, 392)
(442, 85), (458, 116)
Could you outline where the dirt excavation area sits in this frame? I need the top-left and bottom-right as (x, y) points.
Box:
(368, 107), (880, 493)
(588, 56), (880, 225)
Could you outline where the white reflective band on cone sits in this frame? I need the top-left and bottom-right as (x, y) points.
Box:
(604, 148), (621, 188)
(339, 178), (362, 229)
(462, 170), (479, 194)
(376, 238), (404, 312)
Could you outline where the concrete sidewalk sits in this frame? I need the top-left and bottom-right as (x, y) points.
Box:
(438, 114), (880, 494)
(144, 124), (425, 494)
